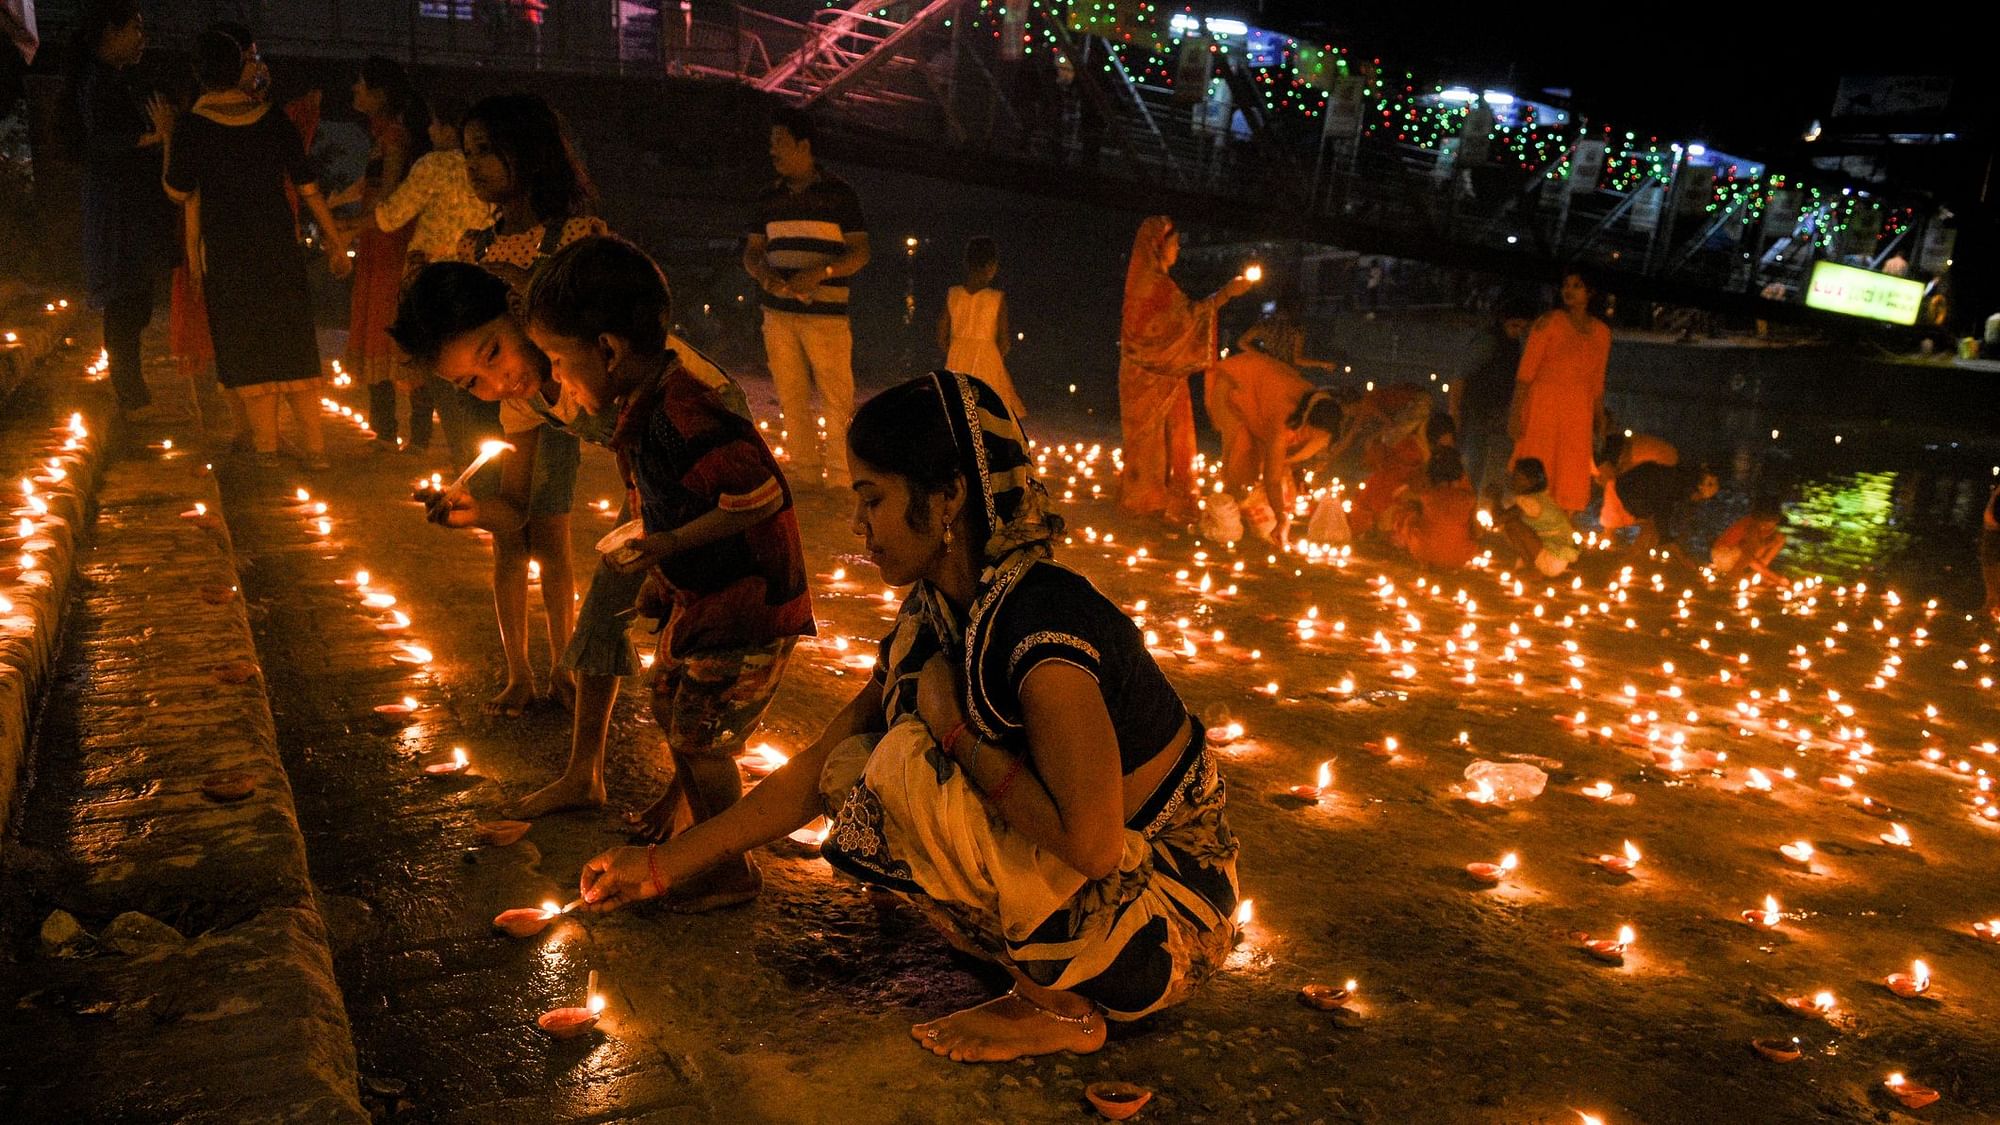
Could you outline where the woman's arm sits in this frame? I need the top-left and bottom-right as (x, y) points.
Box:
(580, 678), (885, 909)
(375, 155), (433, 233)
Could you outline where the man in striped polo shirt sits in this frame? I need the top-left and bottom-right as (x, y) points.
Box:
(742, 107), (870, 488)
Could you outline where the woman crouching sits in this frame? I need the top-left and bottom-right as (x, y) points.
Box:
(580, 371), (1240, 1061)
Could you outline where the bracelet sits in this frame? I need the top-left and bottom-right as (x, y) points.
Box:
(645, 844), (664, 897)
(987, 752), (1027, 805)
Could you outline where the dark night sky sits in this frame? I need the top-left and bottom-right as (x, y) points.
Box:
(1252, 6), (1983, 152)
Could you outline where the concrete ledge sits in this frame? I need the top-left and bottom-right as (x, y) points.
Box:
(0, 355), (365, 1120)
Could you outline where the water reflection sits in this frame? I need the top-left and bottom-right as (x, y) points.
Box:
(1784, 471), (1911, 583)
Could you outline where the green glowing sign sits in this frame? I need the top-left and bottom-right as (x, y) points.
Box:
(1804, 261), (1923, 325)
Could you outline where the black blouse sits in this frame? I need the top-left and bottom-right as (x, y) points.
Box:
(964, 560), (1189, 774)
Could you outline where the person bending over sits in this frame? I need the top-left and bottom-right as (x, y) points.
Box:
(1203, 348), (1340, 546)
(579, 371), (1241, 1062)
(1613, 460), (1718, 558)
(1709, 497), (1789, 587)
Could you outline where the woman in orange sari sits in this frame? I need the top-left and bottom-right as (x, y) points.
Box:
(1509, 269), (1610, 514)
(1117, 216), (1250, 524)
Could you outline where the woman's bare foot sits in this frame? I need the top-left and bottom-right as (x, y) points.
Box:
(505, 772), (607, 819)
(484, 679), (534, 717)
(623, 784), (685, 843)
(546, 668), (577, 712)
(911, 991), (1106, 1063)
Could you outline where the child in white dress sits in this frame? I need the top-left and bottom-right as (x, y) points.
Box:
(936, 237), (1024, 417)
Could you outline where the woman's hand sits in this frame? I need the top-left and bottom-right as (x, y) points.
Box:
(424, 487), (479, 528)
(145, 95), (177, 143)
(578, 845), (666, 912)
(916, 653), (964, 742)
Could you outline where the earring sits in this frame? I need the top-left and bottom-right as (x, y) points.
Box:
(943, 526), (954, 548)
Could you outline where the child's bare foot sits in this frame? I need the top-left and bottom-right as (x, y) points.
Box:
(484, 679), (534, 717)
(911, 990), (1106, 1063)
(662, 856), (761, 913)
(623, 784), (684, 843)
(505, 772), (607, 819)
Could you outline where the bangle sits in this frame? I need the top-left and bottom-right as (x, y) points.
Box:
(645, 844), (663, 897)
(942, 721), (970, 760)
(987, 753), (1027, 805)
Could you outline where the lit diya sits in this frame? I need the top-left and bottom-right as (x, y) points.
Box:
(1878, 822), (1913, 848)
(1579, 781), (1633, 805)
(1781, 990), (1837, 1019)
(494, 898), (577, 938)
(1580, 925), (1634, 963)
(1288, 760), (1334, 802)
(1740, 895), (1783, 928)
(377, 611), (412, 633)
(392, 643), (434, 666)
(1974, 920), (2000, 944)
(1885, 959), (1931, 998)
(1591, 840), (1642, 875)
(1297, 978), (1358, 1010)
(374, 695), (423, 718)
(537, 970), (605, 1038)
(1750, 1037), (1801, 1063)
(1465, 852), (1518, 885)
(424, 747), (470, 776)
(1883, 1073), (1940, 1110)
(1778, 840), (1815, 867)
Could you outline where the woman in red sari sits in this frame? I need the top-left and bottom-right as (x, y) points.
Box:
(1509, 269), (1611, 514)
(1116, 215), (1250, 524)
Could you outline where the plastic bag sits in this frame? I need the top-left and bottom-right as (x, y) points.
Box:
(1305, 497), (1350, 545)
(1240, 491), (1279, 540)
(1462, 760), (1548, 804)
(1199, 492), (1245, 542)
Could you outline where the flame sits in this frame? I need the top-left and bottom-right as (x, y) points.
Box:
(1622, 840), (1642, 864)
(1243, 264), (1263, 283)
(388, 611), (411, 629)
(1746, 768), (1773, 791)
(1578, 1115), (1605, 1125)
(1314, 760), (1333, 791)
(1912, 960), (1929, 989)
(741, 743), (791, 772)
(1583, 781), (1613, 799)
(296, 488), (311, 502)
(1233, 899), (1254, 927)
(1344, 978), (1357, 993)
(1812, 990), (1835, 1012)
(364, 592), (397, 608)
(1616, 924), (1635, 948)
(1499, 852), (1518, 872)
(1469, 778), (1496, 804)
(586, 993), (606, 1015)
(401, 696), (419, 710)
(1783, 841), (1814, 862)
(1887, 822), (1911, 846)
(354, 569), (370, 587)
(451, 747), (468, 769)
(399, 644), (433, 663)
(541, 900), (561, 917)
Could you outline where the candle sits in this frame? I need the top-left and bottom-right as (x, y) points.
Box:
(1883, 1073), (1939, 1110)
(1778, 840), (1814, 866)
(1593, 840), (1642, 875)
(424, 747), (470, 775)
(446, 439), (516, 495)
(374, 695), (422, 717)
(1465, 852), (1518, 885)
(1740, 895), (1782, 928)
(494, 899), (568, 937)
(1288, 760), (1334, 801)
(537, 970), (605, 1038)
(1885, 959), (1930, 998)
(1297, 978), (1358, 1010)
(1583, 925), (1634, 963)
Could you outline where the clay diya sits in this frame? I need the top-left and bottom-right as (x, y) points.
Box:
(374, 696), (423, 718)
(212, 660), (259, 684)
(1778, 841), (1815, 866)
(1750, 1037), (1801, 1063)
(1883, 1073), (1940, 1110)
(1465, 853), (1518, 886)
(1740, 895), (1783, 928)
(1287, 761), (1333, 802)
(376, 611), (412, 633)
(1580, 926), (1634, 964)
(1591, 840), (1642, 875)
(200, 771), (256, 802)
(424, 748), (470, 776)
(1297, 980), (1357, 1010)
(1084, 1082), (1153, 1121)
(476, 820), (532, 846)
(1579, 781), (1633, 805)
(1878, 822), (1913, 848)
(1781, 991), (1837, 1019)
(198, 585), (237, 605)
(1973, 920), (2000, 944)
(391, 644), (433, 666)
(537, 970), (604, 1038)
(494, 899), (570, 938)
(1885, 960), (1931, 998)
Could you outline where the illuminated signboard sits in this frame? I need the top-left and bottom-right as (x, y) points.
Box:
(1804, 261), (1924, 325)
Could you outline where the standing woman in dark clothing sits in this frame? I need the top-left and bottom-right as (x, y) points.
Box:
(70, 0), (174, 418)
(163, 23), (349, 468)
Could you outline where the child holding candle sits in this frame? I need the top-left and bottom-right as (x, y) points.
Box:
(1496, 457), (1580, 577)
(527, 236), (813, 908)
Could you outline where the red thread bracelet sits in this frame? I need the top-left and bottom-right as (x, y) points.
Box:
(988, 753), (1027, 804)
(943, 721), (970, 760)
(646, 844), (664, 897)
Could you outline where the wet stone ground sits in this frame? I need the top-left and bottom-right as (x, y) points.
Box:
(221, 376), (2000, 1124)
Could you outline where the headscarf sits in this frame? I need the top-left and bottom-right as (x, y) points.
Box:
(875, 371), (1062, 727)
(1119, 215), (1214, 378)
